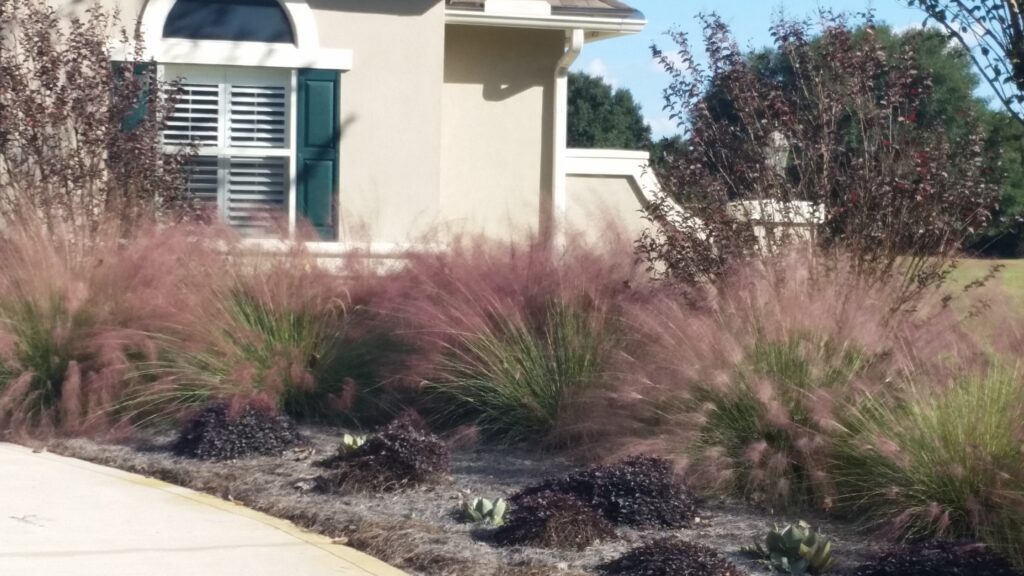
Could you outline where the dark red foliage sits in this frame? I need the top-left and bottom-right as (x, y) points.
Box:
(172, 400), (304, 461)
(853, 541), (1023, 576)
(315, 417), (451, 493)
(600, 538), (746, 576)
(642, 12), (998, 309)
(0, 0), (198, 241)
(492, 490), (616, 551)
(512, 455), (699, 528)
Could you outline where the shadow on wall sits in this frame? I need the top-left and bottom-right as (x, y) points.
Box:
(307, 0), (441, 17)
(444, 26), (564, 102)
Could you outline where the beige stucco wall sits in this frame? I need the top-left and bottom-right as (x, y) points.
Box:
(49, 2), (571, 247)
(566, 174), (650, 241)
(440, 25), (563, 241)
(308, 0), (444, 244)
(53, 0), (447, 246)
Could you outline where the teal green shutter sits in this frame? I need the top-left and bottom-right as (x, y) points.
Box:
(113, 62), (155, 132)
(297, 69), (340, 240)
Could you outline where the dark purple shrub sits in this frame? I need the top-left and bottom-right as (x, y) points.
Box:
(0, 0), (198, 241)
(513, 455), (699, 528)
(600, 538), (746, 576)
(316, 416), (450, 493)
(643, 12), (998, 309)
(173, 400), (304, 460)
(493, 490), (615, 551)
(853, 541), (1023, 576)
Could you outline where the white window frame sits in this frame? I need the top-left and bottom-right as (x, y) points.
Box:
(127, 0), (353, 245)
(164, 65), (298, 236)
(139, 0), (354, 71)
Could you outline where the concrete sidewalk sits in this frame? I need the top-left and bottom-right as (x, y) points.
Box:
(0, 443), (406, 576)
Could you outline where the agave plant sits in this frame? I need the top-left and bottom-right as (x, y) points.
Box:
(749, 521), (835, 575)
(459, 496), (507, 526)
(339, 433), (368, 453)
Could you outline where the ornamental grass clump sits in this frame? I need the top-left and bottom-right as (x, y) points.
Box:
(852, 541), (1024, 576)
(492, 490), (615, 551)
(513, 455), (699, 528)
(430, 300), (610, 444)
(684, 334), (876, 510)
(172, 399), (304, 461)
(315, 416), (450, 493)
(0, 221), (224, 437)
(610, 252), (921, 510)
(143, 248), (355, 421)
(600, 538), (746, 576)
(834, 365), (1024, 566)
(391, 231), (645, 445)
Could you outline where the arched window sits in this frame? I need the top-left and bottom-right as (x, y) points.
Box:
(163, 0), (296, 44)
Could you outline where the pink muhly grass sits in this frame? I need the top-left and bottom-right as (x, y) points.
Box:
(133, 242), (355, 421)
(596, 249), (956, 510)
(375, 229), (647, 446)
(832, 363), (1024, 566)
(0, 218), (242, 437)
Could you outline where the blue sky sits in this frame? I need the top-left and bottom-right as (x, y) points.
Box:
(570, 1), (930, 137)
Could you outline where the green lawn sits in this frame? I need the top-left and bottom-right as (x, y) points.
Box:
(948, 259), (1024, 306)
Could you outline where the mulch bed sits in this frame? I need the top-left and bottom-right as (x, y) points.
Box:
(47, 426), (886, 576)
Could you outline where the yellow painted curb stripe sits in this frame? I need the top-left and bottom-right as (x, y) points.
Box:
(31, 447), (408, 576)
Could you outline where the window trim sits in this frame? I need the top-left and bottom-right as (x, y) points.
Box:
(137, 0), (353, 71)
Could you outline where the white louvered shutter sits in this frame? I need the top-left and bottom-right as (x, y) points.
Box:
(164, 67), (292, 237)
(229, 85), (287, 148)
(165, 84), (220, 146)
(185, 157), (220, 205)
(226, 157), (288, 234)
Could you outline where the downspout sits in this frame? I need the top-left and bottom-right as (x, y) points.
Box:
(550, 28), (584, 246)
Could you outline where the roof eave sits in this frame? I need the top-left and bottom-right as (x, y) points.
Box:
(444, 7), (646, 39)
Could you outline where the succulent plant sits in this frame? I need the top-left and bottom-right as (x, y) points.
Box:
(460, 496), (507, 526)
(339, 433), (367, 452)
(749, 521), (835, 575)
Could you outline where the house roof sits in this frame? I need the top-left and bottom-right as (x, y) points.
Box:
(446, 0), (642, 20)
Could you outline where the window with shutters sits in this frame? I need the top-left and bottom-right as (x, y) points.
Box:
(165, 66), (292, 236)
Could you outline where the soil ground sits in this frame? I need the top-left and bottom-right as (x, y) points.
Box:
(47, 426), (884, 576)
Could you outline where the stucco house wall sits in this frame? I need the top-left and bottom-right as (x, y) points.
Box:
(566, 175), (647, 239)
(57, 0), (447, 246)
(440, 25), (563, 240)
(308, 0), (445, 244)
(47, 0), (653, 249)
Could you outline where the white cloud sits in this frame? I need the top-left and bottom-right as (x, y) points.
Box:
(647, 115), (679, 136)
(584, 57), (617, 88)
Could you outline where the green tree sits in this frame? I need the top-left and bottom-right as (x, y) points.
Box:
(567, 72), (652, 150)
(974, 109), (1024, 255)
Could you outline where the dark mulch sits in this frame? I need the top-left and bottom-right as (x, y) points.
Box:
(315, 417), (450, 493)
(492, 490), (616, 551)
(852, 541), (1024, 576)
(172, 401), (305, 461)
(513, 455), (699, 528)
(600, 538), (748, 576)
